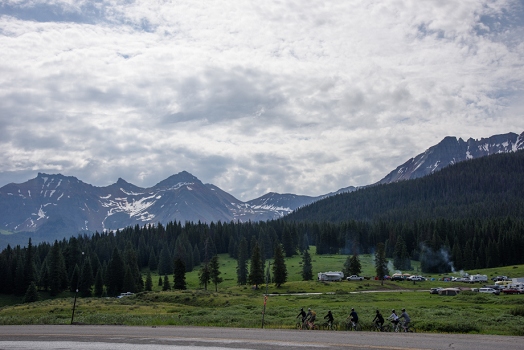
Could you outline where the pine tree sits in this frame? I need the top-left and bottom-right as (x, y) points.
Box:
(209, 255), (223, 292)
(79, 257), (94, 297)
(199, 263), (211, 290)
(374, 242), (389, 286)
(145, 270), (153, 291)
(236, 237), (248, 285)
(272, 244), (287, 287)
(173, 258), (187, 290)
(22, 281), (39, 303)
(123, 265), (135, 293)
(48, 241), (68, 296)
(158, 276), (163, 286)
(94, 269), (104, 297)
(106, 248), (125, 297)
(349, 254), (362, 276)
(158, 247), (173, 276)
(23, 238), (35, 294)
(248, 242), (264, 288)
(162, 274), (171, 291)
(301, 249), (313, 281)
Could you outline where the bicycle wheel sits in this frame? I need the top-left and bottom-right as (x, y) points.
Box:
(354, 323), (362, 331)
(407, 327), (416, 333)
(296, 322), (302, 330)
(382, 324), (391, 332)
(312, 324), (319, 330)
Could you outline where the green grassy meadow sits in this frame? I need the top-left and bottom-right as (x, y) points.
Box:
(1, 248), (524, 336)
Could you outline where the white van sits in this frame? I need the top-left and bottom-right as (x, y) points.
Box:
(479, 288), (499, 295)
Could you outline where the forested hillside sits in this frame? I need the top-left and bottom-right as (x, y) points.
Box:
(285, 150), (524, 223)
(1, 151), (524, 299)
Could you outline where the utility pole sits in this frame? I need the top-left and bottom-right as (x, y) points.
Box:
(71, 251), (84, 325)
(261, 260), (271, 329)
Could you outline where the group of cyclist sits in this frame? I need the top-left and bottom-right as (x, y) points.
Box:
(296, 307), (411, 332)
(373, 308), (411, 331)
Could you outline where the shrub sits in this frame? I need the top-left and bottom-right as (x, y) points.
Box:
(510, 306), (524, 317)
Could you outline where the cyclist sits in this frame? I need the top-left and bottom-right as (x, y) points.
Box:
(347, 308), (359, 326)
(399, 308), (411, 332)
(388, 309), (400, 330)
(306, 308), (316, 329)
(324, 310), (334, 329)
(297, 308), (307, 329)
(372, 309), (385, 330)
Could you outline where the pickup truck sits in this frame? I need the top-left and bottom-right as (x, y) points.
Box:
(346, 275), (364, 281)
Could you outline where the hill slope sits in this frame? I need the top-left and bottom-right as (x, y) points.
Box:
(285, 150), (524, 223)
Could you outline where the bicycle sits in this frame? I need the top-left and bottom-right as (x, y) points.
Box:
(345, 320), (362, 331)
(321, 321), (338, 330)
(371, 322), (389, 332)
(401, 321), (416, 333)
(390, 320), (402, 332)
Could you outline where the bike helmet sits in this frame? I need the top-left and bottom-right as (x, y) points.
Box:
(308, 308), (311, 311)
(391, 309), (395, 313)
(401, 308), (405, 311)
(351, 308), (354, 311)
(376, 310), (380, 313)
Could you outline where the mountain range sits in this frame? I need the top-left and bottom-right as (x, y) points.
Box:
(0, 131), (522, 248)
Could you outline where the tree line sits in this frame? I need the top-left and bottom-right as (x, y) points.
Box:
(1, 213), (523, 301)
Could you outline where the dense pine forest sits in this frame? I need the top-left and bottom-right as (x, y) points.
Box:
(285, 150), (524, 223)
(1, 151), (524, 299)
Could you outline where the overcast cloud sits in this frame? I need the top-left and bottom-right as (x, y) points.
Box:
(1, 0), (523, 201)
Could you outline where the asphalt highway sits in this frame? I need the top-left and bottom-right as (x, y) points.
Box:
(0, 325), (522, 350)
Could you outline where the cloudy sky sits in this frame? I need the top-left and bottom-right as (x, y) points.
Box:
(1, 0), (523, 201)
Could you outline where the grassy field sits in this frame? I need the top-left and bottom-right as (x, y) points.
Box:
(1, 249), (523, 336)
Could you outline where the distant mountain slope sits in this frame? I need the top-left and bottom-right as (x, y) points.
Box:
(377, 132), (524, 184)
(285, 150), (524, 223)
(0, 171), (324, 247)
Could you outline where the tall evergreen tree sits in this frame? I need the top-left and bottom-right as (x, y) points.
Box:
(374, 242), (389, 286)
(94, 269), (104, 297)
(209, 255), (223, 292)
(236, 237), (248, 285)
(173, 258), (187, 290)
(198, 262), (211, 290)
(248, 242), (264, 288)
(23, 238), (35, 293)
(272, 244), (287, 287)
(22, 281), (39, 303)
(79, 257), (94, 297)
(282, 226), (295, 257)
(301, 249), (313, 281)
(48, 241), (68, 296)
(106, 248), (125, 297)
(158, 247), (173, 276)
(348, 254), (362, 276)
(162, 274), (171, 291)
(145, 270), (153, 291)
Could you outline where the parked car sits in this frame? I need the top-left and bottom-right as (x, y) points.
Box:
(347, 275), (364, 281)
(430, 287), (442, 294)
(407, 275), (425, 281)
(117, 292), (134, 298)
(478, 287), (500, 295)
(502, 288), (522, 295)
(391, 273), (411, 281)
(492, 276), (509, 281)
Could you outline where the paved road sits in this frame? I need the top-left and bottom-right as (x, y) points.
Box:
(0, 325), (522, 350)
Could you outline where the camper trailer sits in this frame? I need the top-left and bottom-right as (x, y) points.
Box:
(317, 271), (344, 282)
(468, 274), (488, 283)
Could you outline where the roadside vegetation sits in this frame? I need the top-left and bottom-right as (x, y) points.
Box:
(1, 251), (523, 336)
